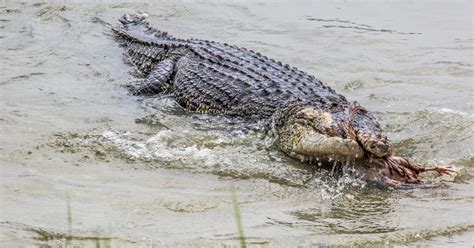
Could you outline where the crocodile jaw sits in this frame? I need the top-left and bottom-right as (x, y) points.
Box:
(296, 129), (365, 160)
(278, 121), (365, 162)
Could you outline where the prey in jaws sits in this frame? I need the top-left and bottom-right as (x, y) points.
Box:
(275, 101), (454, 188)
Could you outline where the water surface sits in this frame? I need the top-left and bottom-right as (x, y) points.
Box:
(1, 1), (473, 247)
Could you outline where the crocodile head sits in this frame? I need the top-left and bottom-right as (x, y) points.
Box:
(347, 103), (392, 158)
(276, 105), (366, 162)
(276, 102), (392, 161)
(357, 131), (392, 158)
(276, 103), (451, 188)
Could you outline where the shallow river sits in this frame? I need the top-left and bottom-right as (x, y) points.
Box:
(1, 1), (473, 247)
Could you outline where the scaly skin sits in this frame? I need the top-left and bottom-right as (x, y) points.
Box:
(112, 14), (452, 188)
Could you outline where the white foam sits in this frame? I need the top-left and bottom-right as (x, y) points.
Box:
(102, 131), (150, 159)
(433, 108), (472, 117)
(102, 130), (222, 167)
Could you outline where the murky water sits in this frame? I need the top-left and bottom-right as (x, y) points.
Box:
(1, 1), (473, 247)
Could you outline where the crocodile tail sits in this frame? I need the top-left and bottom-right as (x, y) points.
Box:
(113, 14), (171, 44)
(113, 14), (172, 75)
(118, 13), (145, 25)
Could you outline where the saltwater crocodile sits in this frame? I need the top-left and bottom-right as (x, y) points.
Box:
(112, 14), (452, 188)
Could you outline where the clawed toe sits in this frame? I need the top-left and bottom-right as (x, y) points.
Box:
(421, 166), (455, 176)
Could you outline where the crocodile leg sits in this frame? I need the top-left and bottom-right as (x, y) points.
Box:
(129, 59), (175, 96)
